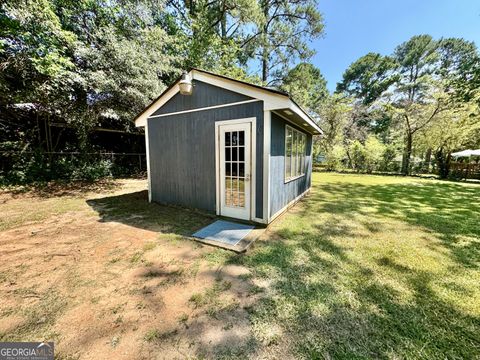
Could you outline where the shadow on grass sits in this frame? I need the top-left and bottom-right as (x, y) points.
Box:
(243, 177), (480, 358)
(86, 190), (214, 235)
(248, 230), (480, 358)
(86, 176), (479, 358)
(305, 181), (480, 269)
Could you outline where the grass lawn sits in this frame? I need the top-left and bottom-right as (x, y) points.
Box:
(0, 173), (479, 359)
(234, 173), (480, 359)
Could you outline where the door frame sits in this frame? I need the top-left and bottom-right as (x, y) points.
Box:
(215, 117), (256, 221)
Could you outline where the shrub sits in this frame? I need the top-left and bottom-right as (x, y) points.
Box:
(71, 159), (113, 181)
(364, 135), (385, 173)
(324, 145), (346, 171)
(380, 144), (398, 172)
(349, 140), (366, 171)
(0, 153), (114, 185)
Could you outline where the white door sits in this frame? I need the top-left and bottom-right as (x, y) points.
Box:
(219, 122), (251, 220)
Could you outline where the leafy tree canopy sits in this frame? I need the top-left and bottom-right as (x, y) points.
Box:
(280, 62), (328, 111)
(336, 52), (397, 105)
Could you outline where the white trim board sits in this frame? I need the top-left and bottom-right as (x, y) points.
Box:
(135, 78), (185, 127)
(193, 71), (288, 111)
(135, 69), (323, 135)
(263, 110), (271, 223)
(148, 99), (260, 119)
(272, 110), (315, 135)
(144, 122), (152, 203)
(193, 70), (322, 134)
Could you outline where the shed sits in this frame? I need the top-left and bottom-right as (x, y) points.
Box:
(134, 69), (322, 224)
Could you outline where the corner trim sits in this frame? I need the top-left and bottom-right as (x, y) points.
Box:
(144, 122), (152, 202)
(263, 110), (271, 223)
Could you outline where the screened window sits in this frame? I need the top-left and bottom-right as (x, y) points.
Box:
(285, 125), (307, 181)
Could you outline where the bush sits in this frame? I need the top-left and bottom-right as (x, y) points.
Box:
(380, 144), (398, 172)
(349, 140), (366, 171)
(324, 145), (346, 171)
(364, 136), (385, 173)
(0, 153), (114, 185)
(71, 159), (113, 181)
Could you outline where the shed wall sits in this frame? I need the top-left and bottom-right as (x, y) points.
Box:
(147, 101), (264, 219)
(269, 112), (312, 218)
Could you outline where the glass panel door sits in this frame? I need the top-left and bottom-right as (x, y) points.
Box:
(224, 130), (246, 208)
(219, 122), (251, 220)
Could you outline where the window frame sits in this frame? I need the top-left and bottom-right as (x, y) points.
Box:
(284, 124), (307, 183)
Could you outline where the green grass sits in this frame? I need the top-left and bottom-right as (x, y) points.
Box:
(1, 290), (68, 341)
(241, 173), (480, 359)
(144, 328), (178, 342)
(0, 196), (87, 231)
(189, 279), (238, 318)
(3, 174), (478, 358)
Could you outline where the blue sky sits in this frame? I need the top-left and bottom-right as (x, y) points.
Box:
(312, 0), (480, 91)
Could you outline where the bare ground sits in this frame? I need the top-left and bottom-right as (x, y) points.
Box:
(4, 174), (477, 359)
(0, 179), (263, 359)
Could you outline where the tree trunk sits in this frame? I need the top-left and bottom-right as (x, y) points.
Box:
(261, 2), (270, 83)
(424, 148), (432, 172)
(401, 131), (412, 176)
(346, 149), (353, 170)
(262, 54), (268, 83)
(221, 16), (227, 39)
(435, 148), (451, 179)
(220, 0), (227, 39)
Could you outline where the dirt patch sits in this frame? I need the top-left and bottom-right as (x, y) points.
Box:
(0, 178), (122, 199)
(0, 179), (259, 359)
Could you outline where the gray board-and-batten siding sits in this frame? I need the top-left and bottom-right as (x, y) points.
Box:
(269, 112), (312, 217)
(147, 80), (264, 219)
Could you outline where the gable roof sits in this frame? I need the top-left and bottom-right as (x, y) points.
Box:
(134, 68), (323, 135)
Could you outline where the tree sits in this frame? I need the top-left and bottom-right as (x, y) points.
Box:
(46, 0), (183, 146)
(0, 0), (78, 155)
(390, 35), (441, 175)
(392, 35), (480, 175)
(166, 0), (262, 75)
(76, 25), (181, 129)
(336, 52), (397, 106)
(243, 0), (324, 84)
(334, 34), (480, 177)
(437, 37), (480, 105)
(416, 94), (480, 178)
(280, 62), (328, 111)
(0, 0), (76, 109)
(336, 53), (397, 145)
(1, 0), (183, 158)
(316, 95), (351, 170)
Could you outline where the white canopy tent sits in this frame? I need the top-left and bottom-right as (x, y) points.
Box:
(451, 149), (480, 158)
